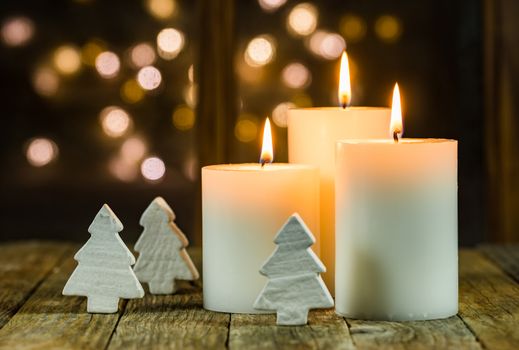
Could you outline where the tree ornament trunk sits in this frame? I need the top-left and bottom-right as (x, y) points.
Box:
(149, 279), (176, 295)
(87, 295), (119, 313)
(277, 308), (309, 326)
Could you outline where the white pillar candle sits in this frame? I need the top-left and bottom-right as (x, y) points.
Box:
(202, 118), (319, 313)
(202, 163), (319, 313)
(335, 84), (458, 321)
(288, 52), (391, 293)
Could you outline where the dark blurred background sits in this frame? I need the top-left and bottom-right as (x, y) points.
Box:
(0, 0), (517, 246)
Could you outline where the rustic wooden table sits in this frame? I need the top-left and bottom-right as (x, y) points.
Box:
(0, 242), (518, 349)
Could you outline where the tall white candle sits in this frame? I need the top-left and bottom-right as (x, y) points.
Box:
(288, 52), (390, 292)
(202, 119), (320, 313)
(334, 84), (458, 320)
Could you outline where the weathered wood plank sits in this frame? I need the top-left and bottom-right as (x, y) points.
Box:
(346, 316), (482, 350)
(0, 241), (70, 329)
(459, 250), (519, 350)
(480, 244), (519, 282)
(229, 309), (354, 350)
(107, 287), (229, 350)
(0, 250), (124, 350)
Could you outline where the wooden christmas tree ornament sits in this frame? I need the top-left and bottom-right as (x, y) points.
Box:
(254, 213), (334, 326)
(133, 197), (199, 294)
(62, 204), (144, 313)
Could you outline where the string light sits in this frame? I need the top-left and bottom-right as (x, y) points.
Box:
(146, 0), (176, 20)
(99, 106), (132, 137)
(188, 64), (194, 83)
(95, 51), (120, 79)
(272, 102), (295, 127)
(53, 45), (81, 75)
(258, 0), (287, 12)
(375, 15), (402, 43)
(1, 16), (34, 47)
(137, 66), (162, 90)
(26, 138), (58, 167)
(157, 28), (184, 60)
(183, 84), (197, 107)
(120, 137), (147, 164)
(141, 156), (166, 181)
(172, 105), (195, 131)
(108, 156), (138, 182)
(120, 79), (145, 104)
(287, 3), (318, 36)
(32, 66), (59, 97)
(244, 35), (275, 67)
(307, 30), (345, 60)
(340, 14), (367, 43)
(81, 39), (106, 66)
(281, 63), (311, 89)
(130, 42), (156, 68)
(234, 114), (259, 142)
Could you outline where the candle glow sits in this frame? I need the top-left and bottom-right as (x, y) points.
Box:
(260, 117), (273, 166)
(338, 51), (351, 108)
(390, 83), (403, 141)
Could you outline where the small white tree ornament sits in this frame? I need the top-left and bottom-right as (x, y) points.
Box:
(62, 204), (144, 313)
(133, 197), (199, 294)
(254, 213), (334, 325)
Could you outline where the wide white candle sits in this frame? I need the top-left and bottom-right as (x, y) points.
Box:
(335, 84), (458, 321)
(288, 51), (390, 293)
(202, 163), (319, 313)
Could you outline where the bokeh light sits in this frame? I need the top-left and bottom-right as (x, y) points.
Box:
(95, 51), (120, 79)
(188, 64), (194, 83)
(281, 62), (311, 89)
(157, 28), (184, 60)
(182, 154), (198, 182)
(130, 42), (156, 68)
(307, 30), (345, 60)
(121, 137), (147, 164)
(291, 92), (313, 107)
(183, 84), (197, 107)
(137, 66), (162, 90)
(272, 102), (295, 128)
(258, 0), (287, 12)
(375, 15), (402, 43)
(172, 105), (195, 131)
(287, 3), (318, 37)
(141, 156), (166, 181)
(33, 66), (59, 97)
(340, 14), (367, 43)
(99, 106), (132, 137)
(26, 138), (58, 167)
(120, 79), (145, 104)
(244, 35), (275, 67)
(234, 114), (259, 142)
(109, 156), (139, 182)
(81, 39), (106, 66)
(1, 16), (34, 47)
(53, 45), (82, 75)
(146, 0), (176, 20)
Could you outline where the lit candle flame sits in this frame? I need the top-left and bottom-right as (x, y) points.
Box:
(390, 83), (403, 142)
(338, 51), (351, 108)
(260, 117), (273, 166)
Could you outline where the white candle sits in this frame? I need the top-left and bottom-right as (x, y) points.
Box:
(335, 84), (458, 320)
(202, 119), (320, 313)
(288, 52), (390, 292)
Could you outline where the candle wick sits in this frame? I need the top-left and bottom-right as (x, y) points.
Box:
(341, 102), (347, 109)
(393, 130), (400, 143)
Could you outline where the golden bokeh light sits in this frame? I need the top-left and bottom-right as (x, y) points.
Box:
(95, 51), (120, 79)
(121, 137), (147, 164)
(130, 42), (156, 68)
(109, 156), (138, 182)
(340, 14), (367, 43)
(281, 62), (311, 89)
(272, 102), (295, 128)
(188, 64), (194, 83)
(26, 138), (58, 167)
(172, 105), (195, 131)
(33, 66), (59, 97)
(234, 114), (259, 143)
(375, 15), (402, 43)
(53, 45), (82, 75)
(141, 156), (166, 181)
(137, 66), (162, 90)
(307, 30), (345, 60)
(120, 79), (145, 104)
(99, 106), (132, 138)
(145, 0), (176, 20)
(1, 16), (34, 47)
(291, 92), (313, 107)
(157, 28), (184, 60)
(258, 0), (287, 12)
(244, 35), (275, 67)
(81, 40), (106, 66)
(287, 3), (318, 37)
(182, 154), (198, 182)
(183, 84), (197, 107)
